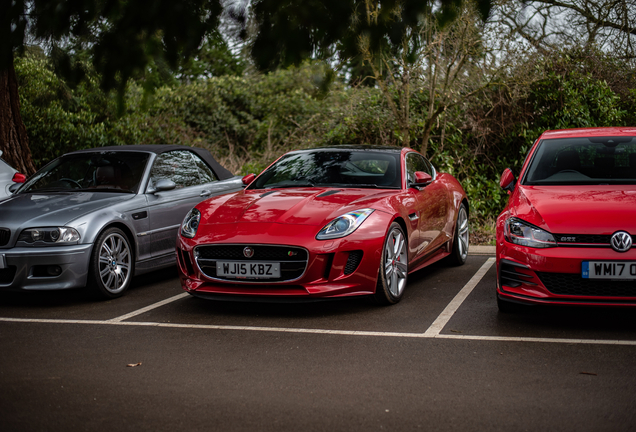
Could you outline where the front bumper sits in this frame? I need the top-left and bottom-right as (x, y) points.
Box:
(497, 241), (636, 306)
(0, 244), (93, 290)
(176, 218), (390, 299)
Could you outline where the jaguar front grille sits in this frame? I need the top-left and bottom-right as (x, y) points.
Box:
(194, 244), (308, 283)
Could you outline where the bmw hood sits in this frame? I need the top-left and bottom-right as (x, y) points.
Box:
(512, 185), (636, 234)
(0, 191), (135, 227)
(198, 188), (395, 226)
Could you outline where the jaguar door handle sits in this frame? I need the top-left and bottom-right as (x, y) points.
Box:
(200, 190), (212, 197)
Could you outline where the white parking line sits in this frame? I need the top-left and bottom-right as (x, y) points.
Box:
(423, 257), (495, 337)
(107, 293), (189, 322)
(2, 256), (636, 346)
(2, 317), (636, 346)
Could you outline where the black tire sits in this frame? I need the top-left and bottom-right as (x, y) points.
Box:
(374, 222), (408, 305)
(88, 227), (134, 299)
(448, 203), (469, 266)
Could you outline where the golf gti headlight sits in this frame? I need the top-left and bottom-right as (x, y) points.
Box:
(316, 209), (374, 240)
(18, 227), (81, 245)
(504, 217), (556, 248)
(181, 208), (201, 239)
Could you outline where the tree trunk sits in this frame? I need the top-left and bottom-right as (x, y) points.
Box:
(0, 54), (37, 176)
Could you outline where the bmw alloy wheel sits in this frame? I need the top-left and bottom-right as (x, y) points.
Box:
(89, 228), (133, 298)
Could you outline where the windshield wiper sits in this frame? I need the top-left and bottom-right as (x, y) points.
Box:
(264, 181), (315, 189)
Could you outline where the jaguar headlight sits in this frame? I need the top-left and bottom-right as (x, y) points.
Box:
(316, 209), (374, 240)
(181, 208), (201, 239)
(504, 217), (556, 248)
(18, 227), (81, 245)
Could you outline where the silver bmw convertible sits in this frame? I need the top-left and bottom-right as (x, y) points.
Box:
(0, 145), (244, 298)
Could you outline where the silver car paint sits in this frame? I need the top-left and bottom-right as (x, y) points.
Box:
(0, 149), (244, 290)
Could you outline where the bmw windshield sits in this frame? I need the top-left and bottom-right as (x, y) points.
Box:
(523, 136), (636, 185)
(20, 152), (150, 194)
(248, 150), (402, 190)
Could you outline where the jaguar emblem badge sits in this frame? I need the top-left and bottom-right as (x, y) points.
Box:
(611, 231), (632, 253)
(243, 247), (255, 258)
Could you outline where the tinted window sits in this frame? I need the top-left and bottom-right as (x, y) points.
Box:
(249, 150), (401, 189)
(150, 151), (204, 189)
(523, 136), (636, 185)
(21, 152), (150, 193)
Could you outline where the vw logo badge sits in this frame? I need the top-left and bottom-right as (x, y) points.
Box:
(243, 247), (255, 258)
(610, 231), (632, 253)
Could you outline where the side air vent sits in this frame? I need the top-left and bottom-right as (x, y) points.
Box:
(499, 259), (536, 288)
(344, 250), (364, 275)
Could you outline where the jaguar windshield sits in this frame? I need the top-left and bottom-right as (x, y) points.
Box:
(523, 136), (636, 185)
(248, 150), (402, 190)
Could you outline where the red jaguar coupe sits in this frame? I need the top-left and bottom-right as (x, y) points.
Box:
(176, 146), (469, 304)
(497, 127), (636, 311)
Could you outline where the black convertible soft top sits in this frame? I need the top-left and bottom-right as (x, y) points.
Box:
(69, 144), (235, 181)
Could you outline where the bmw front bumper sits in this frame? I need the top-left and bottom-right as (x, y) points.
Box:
(0, 244), (93, 290)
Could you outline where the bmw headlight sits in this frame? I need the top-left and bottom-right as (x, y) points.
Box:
(181, 208), (201, 239)
(18, 227), (81, 245)
(504, 217), (556, 248)
(316, 209), (374, 240)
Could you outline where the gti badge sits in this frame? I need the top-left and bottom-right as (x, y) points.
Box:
(243, 247), (255, 258)
(610, 231), (632, 253)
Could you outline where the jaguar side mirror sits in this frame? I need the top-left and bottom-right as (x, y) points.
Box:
(410, 171), (432, 188)
(242, 173), (256, 186)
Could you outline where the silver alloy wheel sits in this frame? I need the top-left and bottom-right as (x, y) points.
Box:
(97, 232), (131, 294)
(456, 205), (469, 261)
(384, 227), (408, 297)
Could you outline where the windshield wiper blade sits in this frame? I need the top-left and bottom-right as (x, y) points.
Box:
(265, 182), (315, 189)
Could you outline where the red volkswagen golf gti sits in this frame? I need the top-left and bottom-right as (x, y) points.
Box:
(496, 127), (636, 311)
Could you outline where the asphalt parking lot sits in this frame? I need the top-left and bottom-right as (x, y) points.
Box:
(1, 249), (635, 431)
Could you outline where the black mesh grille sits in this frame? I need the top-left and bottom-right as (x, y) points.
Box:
(537, 272), (636, 297)
(344, 250), (363, 275)
(0, 228), (10, 247)
(195, 245), (308, 283)
(196, 245), (308, 261)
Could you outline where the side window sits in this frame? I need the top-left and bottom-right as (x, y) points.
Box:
(405, 153), (431, 184)
(192, 153), (218, 183)
(150, 151), (201, 189)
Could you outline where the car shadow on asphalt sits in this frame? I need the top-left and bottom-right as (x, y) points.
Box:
(0, 266), (181, 308)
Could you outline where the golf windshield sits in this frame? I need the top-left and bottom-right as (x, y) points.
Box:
(523, 136), (636, 185)
(248, 150), (402, 189)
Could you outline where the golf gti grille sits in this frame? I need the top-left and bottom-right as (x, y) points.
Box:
(195, 245), (308, 283)
(537, 272), (636, 297)
(555, 234), (636, 246)
(0, 228), (10, 247)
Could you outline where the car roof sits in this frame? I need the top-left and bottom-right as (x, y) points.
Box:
(540, 127), (636, 139)
(287, 145), (405, 154)
(66, 144), (235, 181)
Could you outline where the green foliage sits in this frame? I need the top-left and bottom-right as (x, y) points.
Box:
(15, 49), (636, 226)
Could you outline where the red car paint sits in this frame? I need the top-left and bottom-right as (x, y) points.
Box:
(497, 127), (636, 307)
(177, 146), (468, 301)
